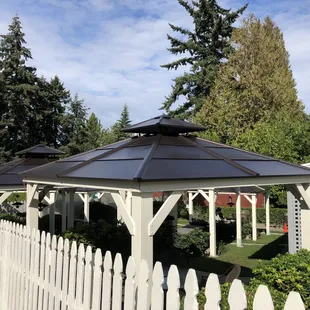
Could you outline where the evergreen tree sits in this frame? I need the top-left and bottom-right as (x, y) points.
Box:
(62, 94), (89, 156)
(113, 104), (132, 140)
(41, 76), (71, 147)
(161, 0), (247, 119)
(196, 15), (304, 145)
(0, 15), (39, 160)
(85, 112), (104, 150)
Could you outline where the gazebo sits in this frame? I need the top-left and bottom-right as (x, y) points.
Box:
(22, 115), (310, 269)
(0, 144), (64, 209)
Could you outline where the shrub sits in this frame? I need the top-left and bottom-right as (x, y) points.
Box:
(181, 282), (286, 310)
(89, 202), (117, 223)
(251, 249), (310, 307)
(175, 229), (210, 258)
(63, 219), (131, 259)
(0, 213), (25, 224)
(178, 204), (189, 219)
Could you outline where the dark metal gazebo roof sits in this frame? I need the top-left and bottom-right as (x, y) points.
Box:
(0, 145), (63, 187)
(22, 116), (310, 183)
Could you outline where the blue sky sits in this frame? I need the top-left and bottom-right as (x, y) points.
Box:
(0, 0), (309, 127)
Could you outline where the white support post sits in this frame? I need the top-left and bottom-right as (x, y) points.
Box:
(84, 193), (90, 222)
(0, 192), (11, 205)
(188, 192), (193, 223)
(265, 193), (271, 235)
(49, 192), (56, 235)
(126, 191), (132, 215)
(118, 190), (126, 221)
(252, 194), (257, 241)
(67, 189), (75, 228)
(209, 189), (217, 257)
(61, 192), (67, 233)
(301, 209), (310, 250)
(149, 191), (182, 235)
(236, 189), (242, 247)
(132, 192), (153, 270)
(26, 183), (39, 230)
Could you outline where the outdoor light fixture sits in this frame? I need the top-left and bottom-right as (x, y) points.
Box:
(12, 201), (22, 209)
(38, 201), (48, 212)
(227, 195), (234, 207)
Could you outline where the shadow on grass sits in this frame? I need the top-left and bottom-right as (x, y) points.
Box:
(249, 234), (288, 260)
(157, 247), (253, 277)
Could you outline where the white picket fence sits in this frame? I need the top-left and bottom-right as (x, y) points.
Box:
(0, 220), (306, 310)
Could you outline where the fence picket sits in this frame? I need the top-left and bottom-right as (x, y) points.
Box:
(48, 235), (58, 310)
(253, 285), (274, 310)
(15, 225), (23, 310)
(284, 292), (305, 310)
(54, 237), (64, 310)
(67, 241), (78, 310)
(31, 230), (41, 310)
(228, 279), (247, 310)
(184, 269), (199, 310)
(166, 265), (180, 310)
(112, 253), (124, 310)
(92, 249), (103, 310)
(151, 262), (164, 310)
(24, 227), (32, 310)
(124, 256), (136, 310)
(37, 231), (46, 310)
(136, 260), (150, 310)
(204, 273), (221, 310)
(42, 233), (52, 310)
(83, 246), (93, 310)
(8, 222), (17, 309)
(102, 251), (113, 310)
(76, 243), (86, 308)
(62, 239), (71, 309)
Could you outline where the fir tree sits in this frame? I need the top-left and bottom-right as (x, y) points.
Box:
(196, 15), (304, 144)
(62, 94), (89, 156)
(113, 104), (132, 140)
(161, 0), (247, 119)
(85, 112), (104, 150)
(0, 15), (39, 160)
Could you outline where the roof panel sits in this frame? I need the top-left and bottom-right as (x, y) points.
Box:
(153, 145), (216, 159)
(210, 148), (270, 160)
(97, 139), (131, 149)
(234, 160), (310, 176)
(142, 159), (250, 180)
(63, 149), (109, 162)
(100, 146), (151, 160)
(63, 160), (143, 179)
(23, 161), (82, 179)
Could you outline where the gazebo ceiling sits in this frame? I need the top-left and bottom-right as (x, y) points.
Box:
(22, 116), (310, 185)
(0, 144), (63, 187)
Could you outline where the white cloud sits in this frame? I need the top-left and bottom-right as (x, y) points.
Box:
(0, 0), (309, 126)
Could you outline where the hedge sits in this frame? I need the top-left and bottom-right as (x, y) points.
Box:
(192, 205), (287, 227)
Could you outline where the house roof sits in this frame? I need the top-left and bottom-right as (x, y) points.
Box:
(21, 117), (310, 184)
(0, 145), (62, 187)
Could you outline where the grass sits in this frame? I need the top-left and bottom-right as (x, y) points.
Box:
(177, 218), (189, 226)
(158, 233), (288, 277)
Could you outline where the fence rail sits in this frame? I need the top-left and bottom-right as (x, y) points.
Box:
(0, 220), (305, 309)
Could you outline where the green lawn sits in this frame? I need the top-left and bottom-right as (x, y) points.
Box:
(158, 233), (288, 277)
